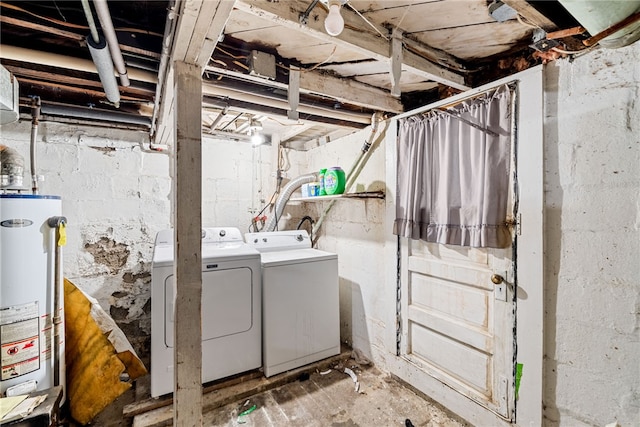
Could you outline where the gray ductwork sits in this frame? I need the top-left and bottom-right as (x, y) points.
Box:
(265, 173), (317, 232)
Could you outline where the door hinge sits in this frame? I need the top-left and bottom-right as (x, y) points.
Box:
(506, 214), (522, 236)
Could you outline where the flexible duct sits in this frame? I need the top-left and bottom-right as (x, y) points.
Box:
(93, 0), (130, 87)
(87, 35), (121, 107)
(0, 144), (24, 188)
(558, 0), (640, 48)
(265, 173), (317, 232)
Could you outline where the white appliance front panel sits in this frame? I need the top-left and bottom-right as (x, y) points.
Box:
(262, 257), (340, 377)
(150, 256), (262, 397)
(164, 267), (253, 347)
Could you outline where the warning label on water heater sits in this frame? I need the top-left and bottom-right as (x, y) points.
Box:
(1, 302), (41, 381)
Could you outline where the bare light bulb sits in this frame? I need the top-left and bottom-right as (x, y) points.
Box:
(251, 131), (264, 146)
(324, 3), (344, 36)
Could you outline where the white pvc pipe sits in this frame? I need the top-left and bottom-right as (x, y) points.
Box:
(93, 0), (130, 86)
(80, 0), (100, 44)
(87, 35), (121, 106)
(0, 45), (157, 83)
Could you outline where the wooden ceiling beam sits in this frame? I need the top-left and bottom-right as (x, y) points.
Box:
(154, 0), (235, 145)
(235, 0), (468, 90)
(501, 0), (558, 32)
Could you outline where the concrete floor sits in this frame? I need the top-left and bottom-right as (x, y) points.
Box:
(203, 364), (470, 427)
(71, 351), (470, 426)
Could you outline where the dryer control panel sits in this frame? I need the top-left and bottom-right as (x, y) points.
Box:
(245, 230), (311, 252)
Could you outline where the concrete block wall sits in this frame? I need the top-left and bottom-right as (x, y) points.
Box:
(543, 42), (640, 426)
(0, 123), (273, 366)
(1, 122), (171, 363)
(283, 126), (389, 363)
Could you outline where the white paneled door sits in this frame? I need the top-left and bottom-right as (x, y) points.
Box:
(397, 90), (517, 422)
(388, 68), (544, 426)
(400, 237), (515, 419)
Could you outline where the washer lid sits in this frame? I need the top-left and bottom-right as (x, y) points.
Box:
(259, 248), (337, 267)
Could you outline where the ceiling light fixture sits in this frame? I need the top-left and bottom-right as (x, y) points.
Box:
(324, 0), (346, 36)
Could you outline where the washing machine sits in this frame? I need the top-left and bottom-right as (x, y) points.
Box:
(245, 230), (339, 377)
(151, 227), (261, 397)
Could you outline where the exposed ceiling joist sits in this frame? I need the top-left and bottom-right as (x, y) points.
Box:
(501, 0), (558, 32)
(234, 0), (469, 91)
(155, 0), (235, 145)
(205, 63), (403, 113)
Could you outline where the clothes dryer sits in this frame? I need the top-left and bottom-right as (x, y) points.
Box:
(245, 230), (339, 377)
(151, 227), (261, 397)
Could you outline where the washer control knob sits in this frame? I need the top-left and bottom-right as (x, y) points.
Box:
(263, 238), (267, 242)
(296, 234), (304, 241)
(254, 238), (258, 243)
(219, 229), (226, 237)
(201, 229), (206, 239)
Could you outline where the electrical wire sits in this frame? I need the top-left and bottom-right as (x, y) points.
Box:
(249, 145), (285, 232)
(346, 2), (389, 41)
(0, 1), (163, 36)
(515, 13), (540, 30)
(551, 45), (598, 57)
(393, 3), (412, 33)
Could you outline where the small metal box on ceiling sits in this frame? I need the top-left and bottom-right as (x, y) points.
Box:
(249, 50), (276, 80)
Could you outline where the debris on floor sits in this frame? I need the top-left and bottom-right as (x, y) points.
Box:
(236, 402), (257, 424)
(343, 367), (360, 393)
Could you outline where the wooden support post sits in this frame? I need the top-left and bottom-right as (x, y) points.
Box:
(288, 66), (300, 121)
(173, 60), (203, 427)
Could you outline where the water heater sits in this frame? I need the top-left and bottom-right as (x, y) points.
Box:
(0, 194), (65, 396)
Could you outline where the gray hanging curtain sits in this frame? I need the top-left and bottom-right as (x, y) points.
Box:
(393, 84), (513, 248)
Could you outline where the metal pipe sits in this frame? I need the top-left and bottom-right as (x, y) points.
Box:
(312, 114), (387, 239)
(150, 0), (178, 140)
(265, 173), (317, 232)
(47, 216), (67, 389)
(203, 84), (373, 124)
(80, 0), (100, 44)
(40, 103), (151, 126)
(93, 0), (130, 86)
(208, 106), (229, 131)
(30, 97), (41, 195)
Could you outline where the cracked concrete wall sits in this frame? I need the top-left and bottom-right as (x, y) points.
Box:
(543, 42), (640, 426)
(1, 122), (171, 366)
(0, 122), (272, 368)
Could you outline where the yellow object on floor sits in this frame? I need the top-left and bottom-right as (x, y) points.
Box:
(64, 279), (147, 425)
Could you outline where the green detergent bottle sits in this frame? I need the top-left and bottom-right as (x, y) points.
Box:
(323, 167), (346, 195)
(318, 168), (327, 196)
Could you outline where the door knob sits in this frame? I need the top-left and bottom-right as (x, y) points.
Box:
(491, 274), (504, 285)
